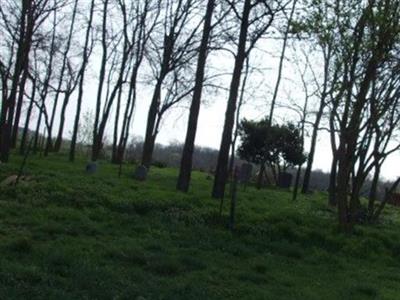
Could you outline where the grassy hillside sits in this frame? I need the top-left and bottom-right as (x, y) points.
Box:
(1, 155), (400, 299)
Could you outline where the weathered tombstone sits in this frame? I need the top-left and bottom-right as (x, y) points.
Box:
(134, 165), (148, 181)
(278, 172), (292, 189)
(239, 163), (253, 184)
(86, 162), (98, 174)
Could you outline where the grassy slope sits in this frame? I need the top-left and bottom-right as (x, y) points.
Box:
(1, 155), (400, 300)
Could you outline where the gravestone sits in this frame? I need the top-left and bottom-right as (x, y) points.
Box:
(278, 172), (293, 189)
(134, 165), (148, 181)
(239, 163), (253, 184)
(86, 162), (98, 174)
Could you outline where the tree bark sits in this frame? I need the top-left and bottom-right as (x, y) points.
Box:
(268, 0), (297, 126)
(328, 152), (338, 206)
(69, 0), (95, 162)
(19, 78), (36, 155)
(212, 0), (251, 199)
(177, 0), (215, 192)
(0, 0), (33, 162)
(45, 0), (79, 155)
(11, 66), (29, 148)
(301, 100), (324, 193)
(54, 92), (71, 152)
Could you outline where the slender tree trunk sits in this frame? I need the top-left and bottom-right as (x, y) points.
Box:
(115, 69), (138, 164)
(11, 66), (29, 148)
(292, 165), (302, 200)
(20, 78), (36, 155)
(336, 141), (351, 231)
(177, 0), (215, 192)
(301, 101), (324, 193)
(0, 0), (33, 162)
(33, 106), (43, 154)
(141, 27), (174, 168)
(91, 0), (109, 162)
(53, 92), (71, 152)
(212, 0), (251, 199)
(69, 0), (95, 162)
(45, 0), (79, 155)
(38, 9), (58, 156)
(228, 56), (250, 177)
(141, 80), (163, 168)
(268, 0), (297, 126)
(302, 42), (332, 194)
(328, 152), (338, 206)
(367, 163), (380, 220)
(111, 84), (123, 163)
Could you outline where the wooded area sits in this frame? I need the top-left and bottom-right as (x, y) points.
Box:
(1, 0), (400, 235)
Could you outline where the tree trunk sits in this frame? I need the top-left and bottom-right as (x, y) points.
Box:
(292, 164), (302, 200)
(19, 78), (36, 155)
(367, 163), (380, 220)
(336, 142), (351, 232)
(91, 0), (109, 162)
(268, 0), (297, 126)
(177, 0), (215, 192)
(328, 151), (338, 206)
(33, 106), (43, 154)
(212, 0), (251, 199)
(11, 66), (29, 148)
(228, 56), (250, 177)
(115, 69), (138, 164)
(69, 0), (95, 162)
(45, 0), (79, 155)
(302, 102), (324, 193)
(0, 0), (33, 162)
(141, 80), (163, 168)
(111, 86), (123, 163)
(54, 92), (71, 152)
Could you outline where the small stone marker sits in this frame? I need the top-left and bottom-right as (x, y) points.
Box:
(134, 165), (148, 181)
(239, 163), (253, 184)
(86, 162), (98, 174)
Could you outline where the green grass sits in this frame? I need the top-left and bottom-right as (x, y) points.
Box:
(1, 154), (400, 299)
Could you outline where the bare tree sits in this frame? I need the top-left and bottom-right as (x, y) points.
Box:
(268, 0), (297, 126)
(1, 0), (36, 162)
(69, 0), (96, 162)
(140, 0), (201, 168)
(43, 0), (79, 155)
(212, 0), (281, 199)
(176, 0), (216, 192)
(331, 0), (400, 231)
(112, 1), (161, 164)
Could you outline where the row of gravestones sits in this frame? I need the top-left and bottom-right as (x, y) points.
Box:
(85, 161), (292, 187)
